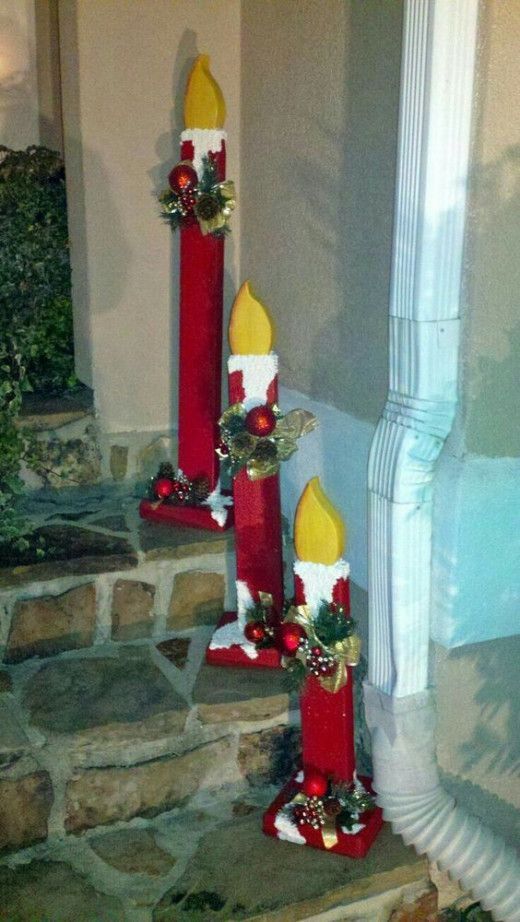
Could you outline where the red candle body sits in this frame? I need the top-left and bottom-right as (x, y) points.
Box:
(295, 572), (355, 783)
(229, 365), (284, 614)
(177, 139), (225, 487)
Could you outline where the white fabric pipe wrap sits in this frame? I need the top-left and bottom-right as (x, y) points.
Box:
(364, 684), (520, 922)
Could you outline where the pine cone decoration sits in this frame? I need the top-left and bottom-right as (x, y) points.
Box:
(230, 431), (257, 460)
(254, 440), (278, 462)
(191, 476), (210, 503)
(195, 192), (220, 221)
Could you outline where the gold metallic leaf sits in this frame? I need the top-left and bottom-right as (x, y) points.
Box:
(274, 409), (318, 440)
(246, 456), (279, 480)
(219, 402), (246, 428)
(275, 437), (298, 461)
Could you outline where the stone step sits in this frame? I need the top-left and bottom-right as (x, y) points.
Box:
(1, 483), (234, 665)
(17, 386), (185, 489)
(0, 804), (437, 921)
(18, 387), (101, 490)
(0, 641), (299, 853)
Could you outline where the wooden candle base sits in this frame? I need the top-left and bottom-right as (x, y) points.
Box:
(263, 773), (383, 859)
(139, 498), (233, 531)
(206, 611), (281, 668)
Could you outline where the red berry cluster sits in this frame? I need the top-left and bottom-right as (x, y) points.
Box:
(178, 191), (197, 216)
(305, 644), (337, 678)
(293, 796), (326, 830)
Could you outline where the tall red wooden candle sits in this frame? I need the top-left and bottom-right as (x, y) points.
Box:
(206, 281), (283, 669)
(140, 55), (233, 532)
(263, 478), (383, 857)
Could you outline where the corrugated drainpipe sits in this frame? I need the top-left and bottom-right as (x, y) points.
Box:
(363, 2), (520, 919)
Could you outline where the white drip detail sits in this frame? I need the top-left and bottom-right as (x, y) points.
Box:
(204, 480), (233, 528)
(235, 580), (253, 629)
(274, 810), (306, 846)
(341, 821), (365, 836)
(293, 559), (350, 614)
(228, 354), (278, 405)
(180, 129), (226, 178)
(208, 580), (258, 659)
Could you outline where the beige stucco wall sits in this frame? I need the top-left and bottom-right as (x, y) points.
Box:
(0, 0), (40, 149)
(59, 0), (241, 433)
(461, 0), (520, 458)
(240, 0), (402, 425)
(35, 0), (63, 154)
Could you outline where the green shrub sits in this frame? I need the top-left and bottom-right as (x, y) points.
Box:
(0, 145), (76, 547)
(0, 145), (76, 393)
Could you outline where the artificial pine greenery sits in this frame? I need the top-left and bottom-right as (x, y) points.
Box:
(283, 657), (307, 691)
(313, 602), (356, 645)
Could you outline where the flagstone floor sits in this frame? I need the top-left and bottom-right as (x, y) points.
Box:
(0, 794), (436, 922)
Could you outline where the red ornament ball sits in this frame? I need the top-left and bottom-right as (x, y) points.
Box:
(168, 161), (198, 194)
(277, 621), (307, 656)
(244, 620), (267, 645)
(154, 477), (175, 500)
(303, 770), (328, 799)
(245, 404), (277, 437)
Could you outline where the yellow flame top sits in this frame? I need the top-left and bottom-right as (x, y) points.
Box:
(184, 54), (226, 129)
(229, 280), (276, 355)
(294, 477), (346, 565)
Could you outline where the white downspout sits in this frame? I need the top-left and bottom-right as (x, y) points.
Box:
(364, 2), (520, 920)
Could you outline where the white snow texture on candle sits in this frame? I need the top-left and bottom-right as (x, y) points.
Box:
(180, 128), (227, 177)
(204, 480), (233, 527)
(294, 559), (350, 613)
(274, 810), (306, 845)
(228, 354), (278, 405)
(208, 580), (258, 658)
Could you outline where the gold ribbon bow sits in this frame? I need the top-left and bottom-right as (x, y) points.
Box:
(285, 604), (361, 694)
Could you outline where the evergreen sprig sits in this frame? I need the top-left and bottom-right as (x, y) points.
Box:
(282, 658), (307, 692)
(314, 602), (356, 646)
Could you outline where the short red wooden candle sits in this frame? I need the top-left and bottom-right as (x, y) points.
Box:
(263, 478), (383, 857)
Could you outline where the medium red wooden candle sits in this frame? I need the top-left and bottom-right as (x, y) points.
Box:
(140, 55), (232, 532)
(207, 281), (283, 668)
